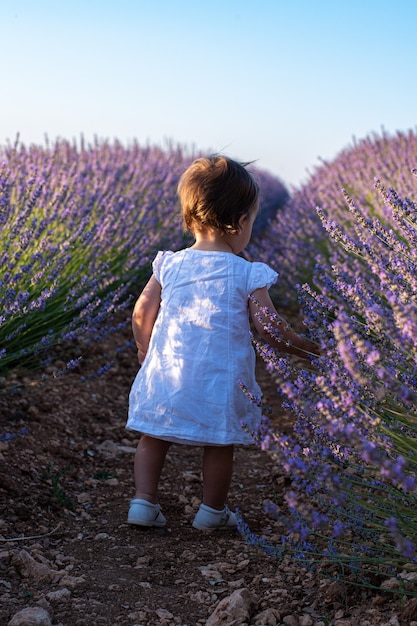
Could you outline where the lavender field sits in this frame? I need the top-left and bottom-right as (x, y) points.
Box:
(2, 131), (417, 595)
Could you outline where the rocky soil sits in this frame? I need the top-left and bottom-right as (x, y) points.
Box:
(1, 319), (416, 625)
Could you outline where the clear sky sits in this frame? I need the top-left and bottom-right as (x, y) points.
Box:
(2, 0), (416, 189)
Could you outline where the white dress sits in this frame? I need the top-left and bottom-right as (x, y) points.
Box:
(127, 249), (278, 445)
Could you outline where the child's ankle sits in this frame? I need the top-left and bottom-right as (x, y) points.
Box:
(134, 493), (158, 504)
(201, 502), (225, 512)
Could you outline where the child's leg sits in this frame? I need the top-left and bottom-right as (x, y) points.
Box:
(202, 444), (234, 509)
(134, 435), (171, 503)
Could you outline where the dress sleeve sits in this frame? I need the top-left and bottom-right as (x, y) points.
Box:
(247, 261), (278, 294)
(152, 250), (174, 283)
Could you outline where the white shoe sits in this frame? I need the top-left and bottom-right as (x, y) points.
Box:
(127, 498), (166, 527)
(192, 504), (237, 530)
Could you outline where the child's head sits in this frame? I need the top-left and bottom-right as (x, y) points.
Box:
(178, 156), (259, 235)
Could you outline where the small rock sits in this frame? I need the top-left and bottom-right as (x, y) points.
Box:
(206, 587), (254, 626)
(7, 606), (52, 626)
(135, 555), (152, 567)
(188, 590), (211, 604)
(94, 533), (111, 540)
(155, 608), (174, 619)
(77, 493), (91, 504)
(58, 574), (86, 588)
(200, 565), (222, 579)
(128, 609), (150, 622)
(380, 577), (401, 590)
(400, 571), (417, 582)
(253, 607), (281, 625)
(97, 440), (134, 457)
(180, 550), (196, 560)
(323, 580), (347, 603)
(183, 471), (201, 483)
(228, 578), (245, 588)
(46, 587), (71, 602)
(402, 597), (417, 622)
(12, 550), (56, 583)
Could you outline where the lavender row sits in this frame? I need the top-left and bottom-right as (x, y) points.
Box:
(248, 131), (417, 589)
(0, 139), (191, 374)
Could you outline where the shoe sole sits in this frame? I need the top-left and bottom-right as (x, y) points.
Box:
(128, 518), (166, 528)
(192, 521), (237, 531)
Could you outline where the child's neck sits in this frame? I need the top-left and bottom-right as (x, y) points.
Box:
(191, 230), (235, 254)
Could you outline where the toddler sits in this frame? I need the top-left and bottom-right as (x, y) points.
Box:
(126, 155), (317, 530)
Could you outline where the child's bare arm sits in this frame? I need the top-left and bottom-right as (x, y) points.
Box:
(249, 286), (319, 359)
(132, 275), (162, 363)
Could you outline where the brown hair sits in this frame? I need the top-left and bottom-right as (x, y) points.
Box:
(177, 155), (259, 235)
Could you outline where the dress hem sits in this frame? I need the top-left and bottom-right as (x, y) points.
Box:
(125, 427), (255, 447)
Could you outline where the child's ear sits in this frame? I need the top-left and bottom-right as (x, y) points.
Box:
(238, 213), (248, 230)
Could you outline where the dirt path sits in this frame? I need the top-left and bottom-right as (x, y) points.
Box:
(0, 325), (412, 625)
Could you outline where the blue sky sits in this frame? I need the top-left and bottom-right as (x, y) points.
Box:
(2, 0), (416, 189)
